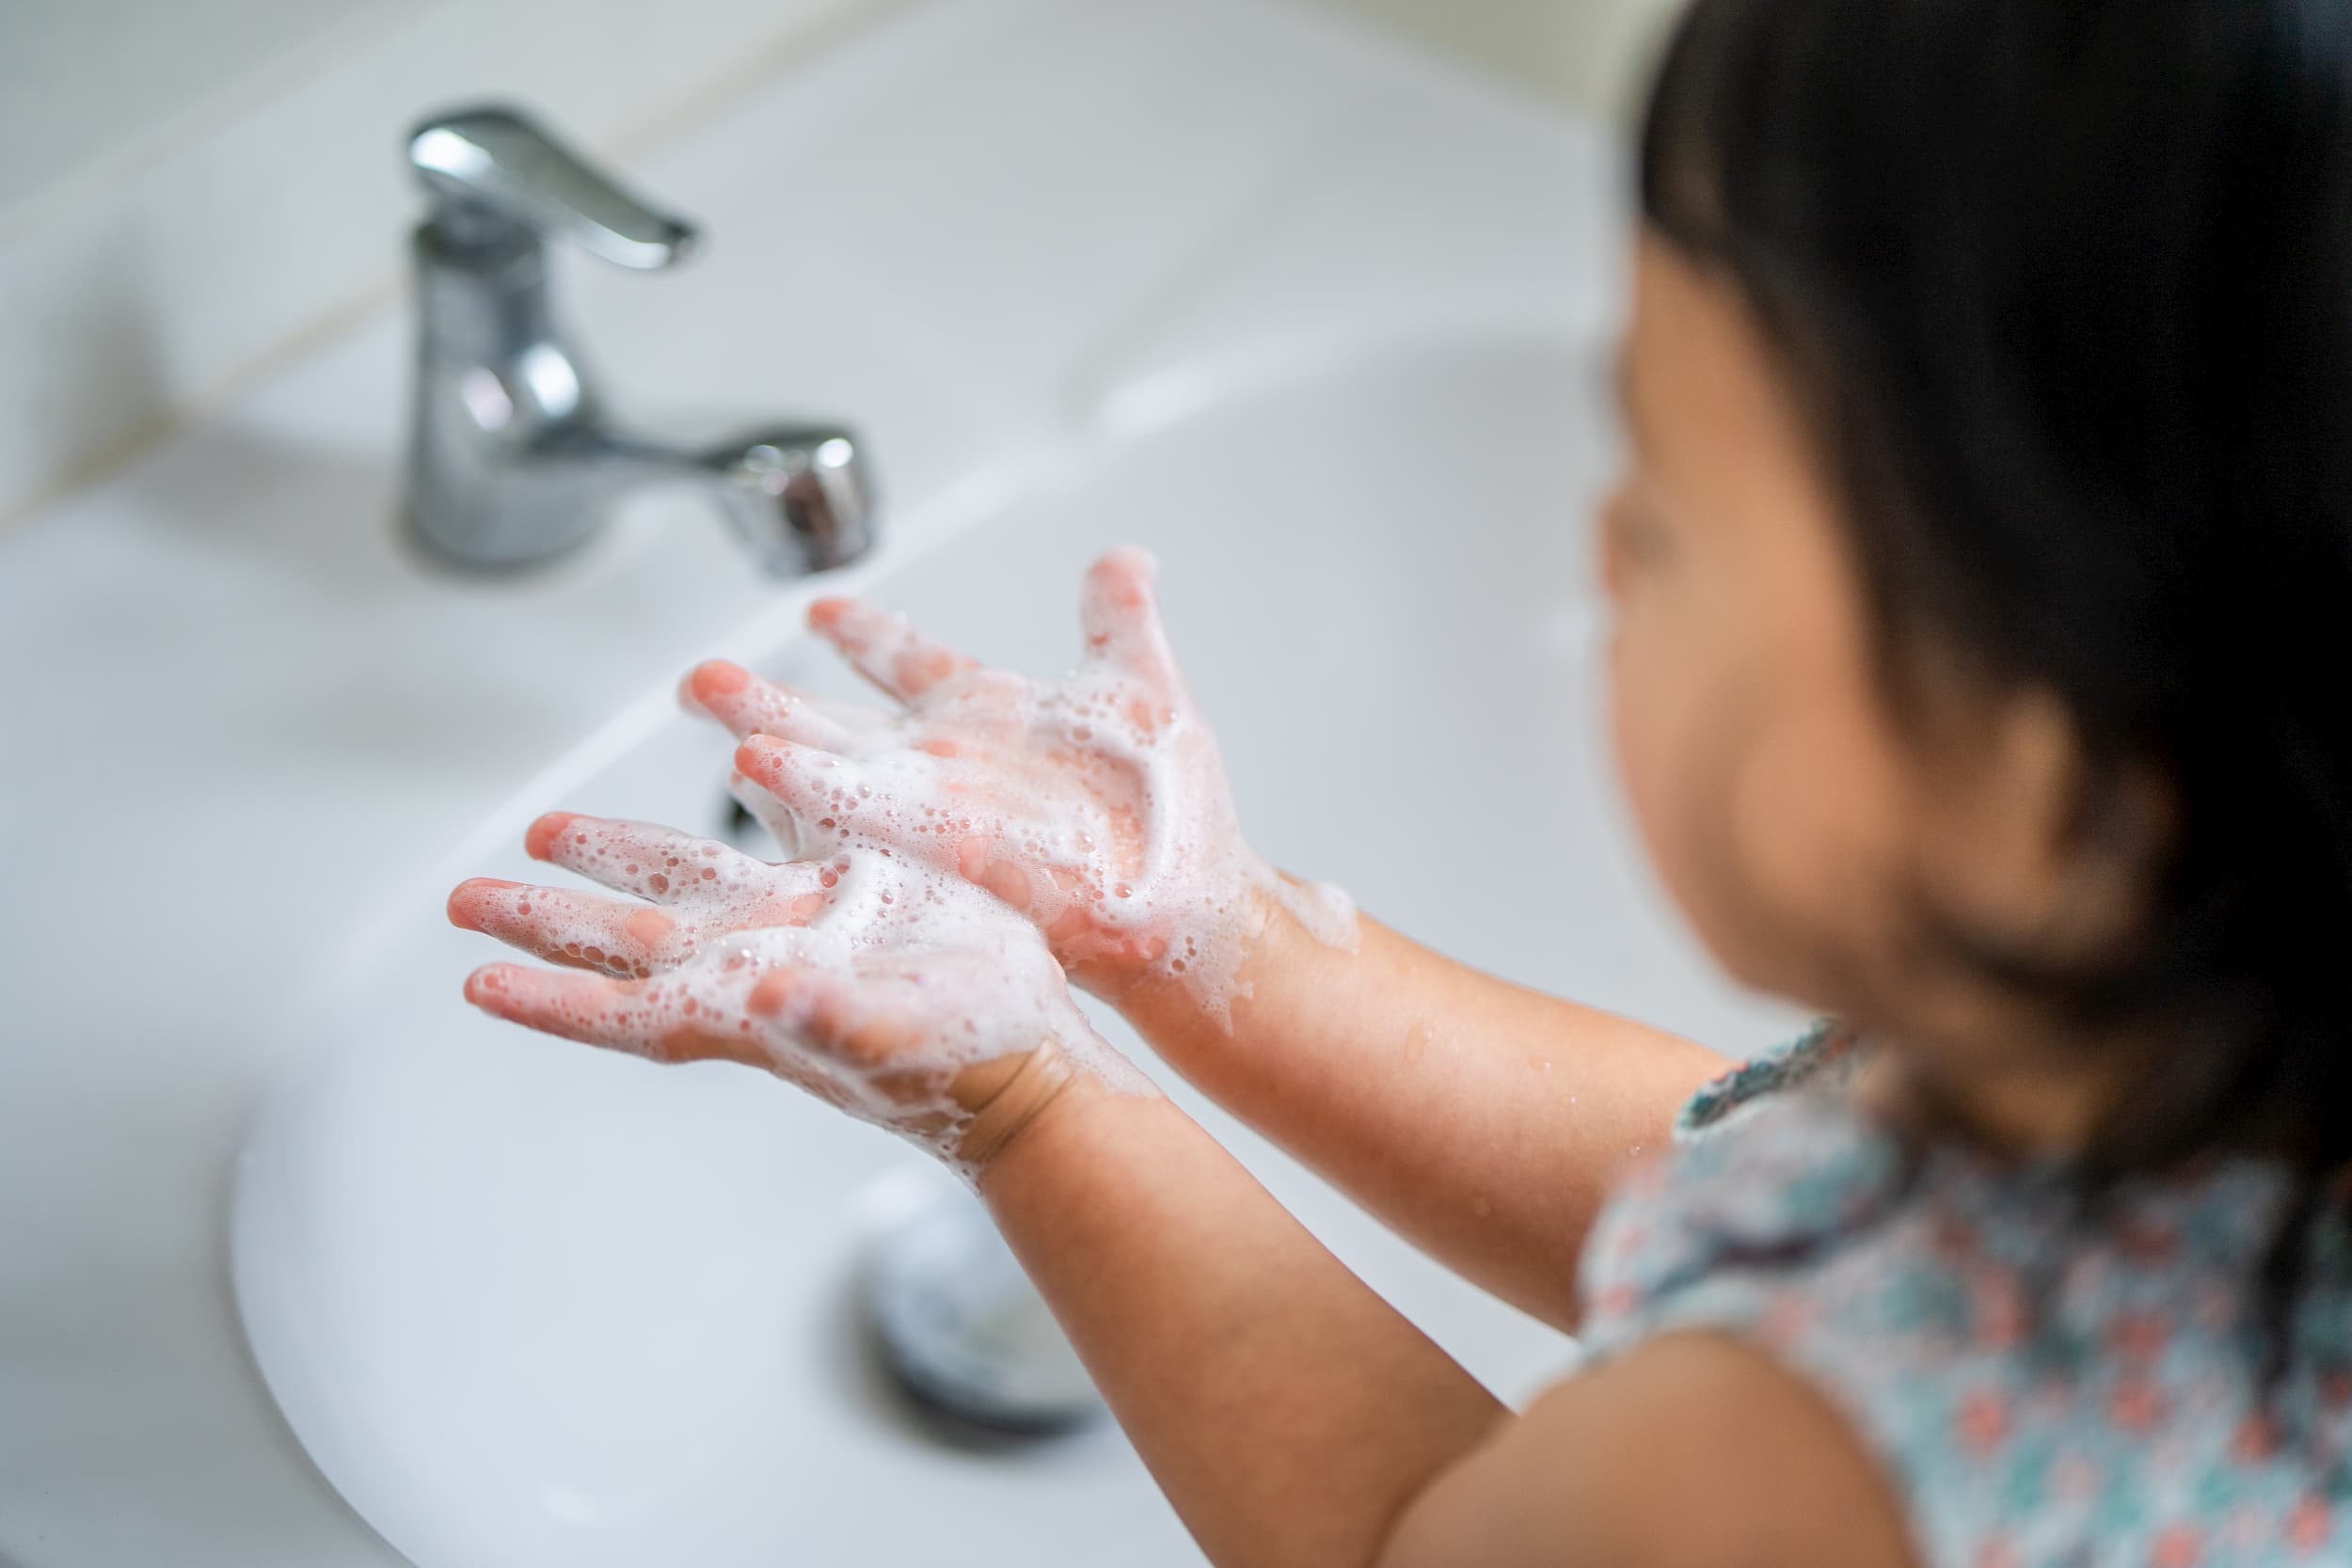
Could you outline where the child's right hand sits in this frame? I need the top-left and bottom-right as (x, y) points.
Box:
(683, 547), (1352, 1024)
(448, 812), (1118, 1172)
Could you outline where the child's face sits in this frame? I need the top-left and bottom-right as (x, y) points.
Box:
(1599, 231), (2137, 1113)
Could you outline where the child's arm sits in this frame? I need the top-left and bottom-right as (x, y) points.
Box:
(453, 816), (1904, 1568)
(985, 1069), (1915, 1568)
(1118, 895), (1726, 1330)
(690, 548), (1728, 1328)
(982, 1070), (1508, 1566)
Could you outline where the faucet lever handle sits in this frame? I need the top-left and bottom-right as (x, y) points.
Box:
(407, 105), (698, 270)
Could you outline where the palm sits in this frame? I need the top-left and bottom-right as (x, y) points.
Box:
(685, 548), (1323, 1008)
(449, 814), (1105, 1155)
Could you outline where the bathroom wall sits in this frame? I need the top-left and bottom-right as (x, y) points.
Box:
(0, 0), (905, 531)
(1312, 0), (1685, 121)
(0, 0), (1680, 532)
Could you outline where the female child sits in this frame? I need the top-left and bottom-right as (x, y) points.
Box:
(446, 1), (2352, 1561)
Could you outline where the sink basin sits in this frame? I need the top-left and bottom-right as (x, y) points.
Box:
(232, 335), (1797, 1567)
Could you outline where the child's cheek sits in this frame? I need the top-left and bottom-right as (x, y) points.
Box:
(1606, 606), (1701, 922)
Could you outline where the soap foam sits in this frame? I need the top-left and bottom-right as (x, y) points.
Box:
(464, 821), (1152, 1180)
(700, 546), (1358, 1031)
(466, 549), (1350, 1176)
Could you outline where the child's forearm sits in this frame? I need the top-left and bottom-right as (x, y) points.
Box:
(978, 1073), (1507, 1568)
(1117, 898), (1729, 1330)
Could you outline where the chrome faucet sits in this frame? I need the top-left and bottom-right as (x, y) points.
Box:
(401, 105), (877, 573)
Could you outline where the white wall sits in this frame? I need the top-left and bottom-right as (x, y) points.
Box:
(0, 0), (905, 530)
(0, 0), (1684, 531)
(1, 0), (396, 215)
(1310, 0), (1686, 120)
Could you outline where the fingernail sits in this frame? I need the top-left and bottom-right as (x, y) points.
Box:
(737, 732), (802, 770)
(447, 878), (520, 932)
(524, 812), (579, 861)
(690, 660), (750, 702)
(461, 965), (511, 1008)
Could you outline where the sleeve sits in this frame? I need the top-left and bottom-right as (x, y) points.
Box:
(1675, 1018), (1866, 1138)
(1573, 1027), (1984, 1568)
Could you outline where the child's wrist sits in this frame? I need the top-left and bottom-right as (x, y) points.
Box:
(949, 1036), (1080, 1169)
(1114, 879), (1327, 1057)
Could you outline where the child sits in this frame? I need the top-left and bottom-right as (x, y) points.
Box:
(445, 1), (2352, 1561)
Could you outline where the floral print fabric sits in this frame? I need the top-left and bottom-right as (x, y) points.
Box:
(1579, 1024), (2352, 1567)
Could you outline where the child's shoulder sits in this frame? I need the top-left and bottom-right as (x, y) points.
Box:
(1575, 1022), (2352, 1568)
(1581, 1021), (1903, 1322)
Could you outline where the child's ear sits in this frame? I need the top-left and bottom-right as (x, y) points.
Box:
(1991, 686), (2175, 968)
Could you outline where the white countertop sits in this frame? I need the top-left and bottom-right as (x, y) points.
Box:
(0, 2), (1623, 1560)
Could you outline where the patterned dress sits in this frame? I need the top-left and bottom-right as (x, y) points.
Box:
(1579, 1023), (2352, 1568)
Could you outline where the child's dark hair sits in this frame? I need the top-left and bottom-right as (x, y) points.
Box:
(1640, 0), (2352, 1353)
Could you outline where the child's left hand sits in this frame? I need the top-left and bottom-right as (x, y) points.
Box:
(675, 547), (1353, 1027)
(448, 810), (1124, 1168)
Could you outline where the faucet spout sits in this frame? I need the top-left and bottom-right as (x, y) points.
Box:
(398, 105), (880, 577)
(623, 423), (876, 576)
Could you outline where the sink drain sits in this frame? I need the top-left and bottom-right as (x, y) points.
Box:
(862, 1187), (1105, 1437)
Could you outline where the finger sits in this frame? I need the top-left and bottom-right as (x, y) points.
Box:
(744, 963), (918, 1073)
(808, 597), (978, 704)
(946, 842), (1116, 981)
(525, 812), (768, 902)
(734, 965), (938, 1120)
(448, 879), (693, 979)
(733, 736), (888, 847)
(679, 659), (882, 752)
(1079, 546), (1182, 690)
(953, 832), (1049, 913)
(463, 963), (772, 1069)
(739, 961), (930, 1088)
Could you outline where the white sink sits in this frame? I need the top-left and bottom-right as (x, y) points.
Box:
(0, 4), (1798, 1560)
(233, 337), (1795, 1567)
